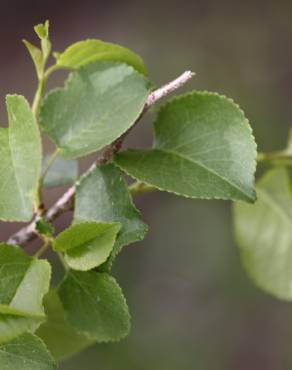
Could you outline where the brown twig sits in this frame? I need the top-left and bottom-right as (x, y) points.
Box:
(7, 70), (194, 246)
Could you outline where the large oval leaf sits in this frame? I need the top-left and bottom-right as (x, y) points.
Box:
(0, 95), (42, 221)
(55, 39), (147, 75)
(40, 61), (150, 159)
(115, 92), (257, 203)
(234, 167), (292, 300)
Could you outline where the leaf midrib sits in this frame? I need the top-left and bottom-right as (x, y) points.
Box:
(61, 226), (118, 253)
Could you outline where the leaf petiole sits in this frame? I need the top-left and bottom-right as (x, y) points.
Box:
(34, 237), (53, 258)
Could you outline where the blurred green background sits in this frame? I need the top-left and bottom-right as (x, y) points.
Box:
(1, 1), (292, 369)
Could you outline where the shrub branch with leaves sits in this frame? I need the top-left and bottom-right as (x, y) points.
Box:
(0, 20), (289, 369)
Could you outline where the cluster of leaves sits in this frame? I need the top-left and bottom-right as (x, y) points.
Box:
(1, 19), (289, 369)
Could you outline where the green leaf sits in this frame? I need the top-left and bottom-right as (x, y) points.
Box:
(0, 244), (51, 343)
(234, 167), (292, 300)
(75, 164), (148, 270)
(34, 20), (51, 61)
(36, 219), (55, 238)
(23, 40), (43, 80)
(37, 290), (93, 361)
(43, 154), (78, 188)
(58, 271), (130, 342)
(40, 61), (150, 159)
(0, 95), (42, 221)
(115, 92), (257, 203)
(55, 39), (147, 75)
(53, 222), (121, 271)
(0, 333), (57, 370)
(34, 21), (49, 40)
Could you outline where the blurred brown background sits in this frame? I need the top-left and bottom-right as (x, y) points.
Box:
(1, 1), (292, 369)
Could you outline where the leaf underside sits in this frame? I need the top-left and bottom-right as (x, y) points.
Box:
(234, 167), (292, 300)
(43, 154), (78, 188)
(37, 290), (93, 361)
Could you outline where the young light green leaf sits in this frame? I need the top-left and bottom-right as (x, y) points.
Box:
(55, 39), (147, 75)
(34, 20), (51, 61)
(58, 271), (130, 342)
(0, 333), (57, 370)
(23, 40), (43, 80)
(0, 244), (51, 343)
(37, 290), (93, 361)
(53, 222), (121, 271)
(234, 167), (292, 300)
(36, 218), (55, 238)
(42, 154), (78, 188)
(75, 164), (148, 270)
(34, 21), (49, 40)
(0, 95), (42, 221)
(115, 92), (257, 203)
(40, 61), (150, 159)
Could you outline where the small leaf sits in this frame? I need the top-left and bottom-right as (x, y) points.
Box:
(234, 167), (292, 300)
(75, 164), (148, 270)
(55, 39), (147, 75)
(0, 244), (51, 343)
(0, 333), (57, 370)
(58, 271), (130, 342)
(36, 219), (55, 238)
(34, 20), (51, 61)
(53, 222), (121, 271)
(43, 154), (78, 188)
(34, 21), (49, 40)
(37, 290), (93, 361)
(115, 92), (257, 203)
(40, 61), (150, 159)
(23, 40), (43, 79)
(0, 95), (42, 221)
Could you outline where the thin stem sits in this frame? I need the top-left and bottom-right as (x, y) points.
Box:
(32, 76), (46, 118)
(36, 149), (59, 215)
(44, 64), (60, 80)
(32, 74), (47, 213)
(34, 237), (52, 258)
(257, 151), (292, 164)
(32, 67), (58, 212)
(33, 64), (59, 116)
(41, 149), (59, 183)
(57, 252), (69, 271)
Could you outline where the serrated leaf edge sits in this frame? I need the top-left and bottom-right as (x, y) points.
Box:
(55, 38), (147, 76)
(40, 61), (150, 160)
(115, 90), (258, 203)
